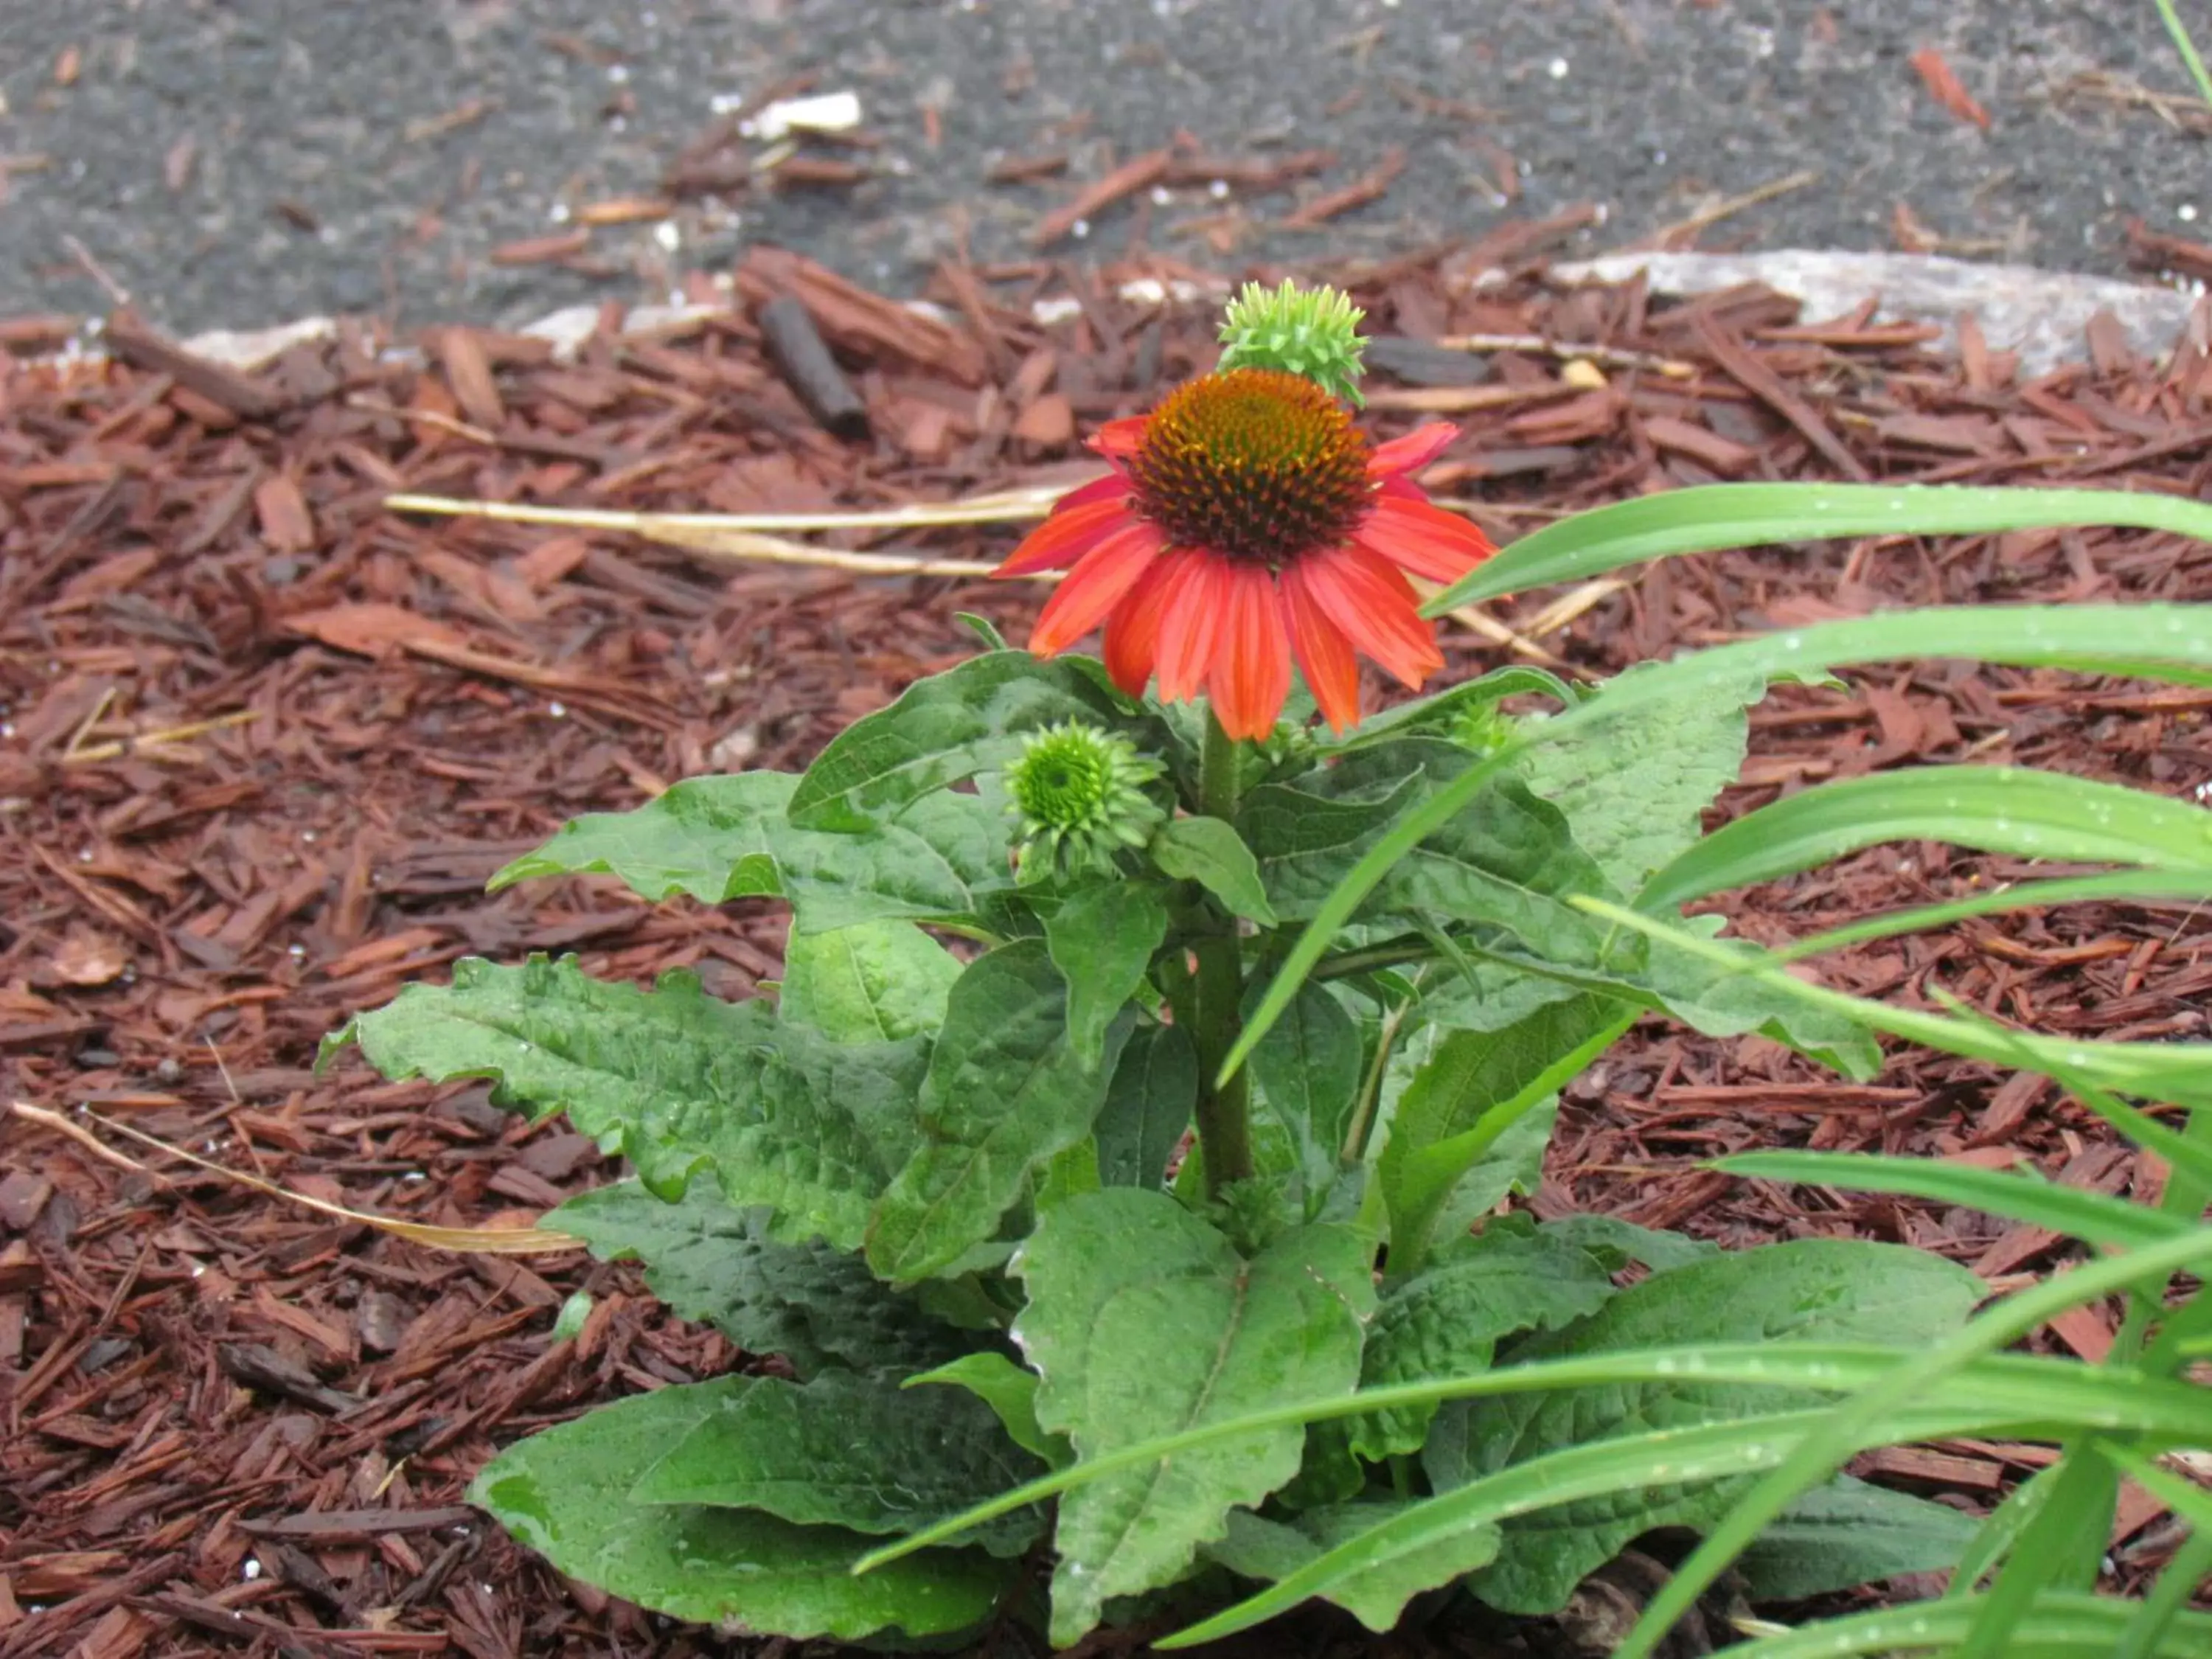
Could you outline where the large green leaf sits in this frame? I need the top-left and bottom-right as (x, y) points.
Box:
(1377, 990), (1636, 1270)
(1230, 602), (2212, 1079)
(1735, 1475), (1980, 1601)
(468, 1379), (1011, 1641)
(488, 771), (1016, 933)
(1517, 663), (1764, 893)
(1245, 981), (1365, 1210)
(1352, 1224), (1615, 1461)
(789, 650), (1138, 831)
(549, 1180), (970, 1379)
(492, 771), (790, 902)
(1207, 1501), (1503, 1632)
(1093, 1021), (1197, 1189)
(779, 919), (962, 1043)
(1039, 879), (1169, 1068)
(1012, 1188), (1375, 1646)
(635, 1370), (1046, 1556)
(324, 955), (771, 1199)
(1642, 765), (2212, 911)
(1436, 1239), (1985, 1614)
(1150, 815), (1279, 925)
(907, 1352), (1071, 1465)
(868, 940), (1127, 1282)
(1432, 481), (2212, 608)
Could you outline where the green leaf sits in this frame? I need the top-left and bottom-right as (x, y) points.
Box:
(1518, 663), (1764, 892)
(1229, 601), (2212, 1082)
(1208, 1502), (1503, 1632)
(469, 1378), (1011, 1641)
(1151, 815), (1279, 925)
(1243, 742), (1612, 935)
(779, 919), (962, 1043)
(1537, 1214), (1719, 1273)
(868, 940), (1127, 1282)
(1319, 664), (1580, 754)
(1039, 880), (1169, 1068)
(327, 956), (771, 1200)
(1436, 1238), (1985, 1614)
(908, 1352), (1071, 1465)
(1717, 1150), (2196, 1251)
(1245, 981), (1365, 1211)
(1377, 991), (1636, 1270)
(1642, 765), (2212, 912)
(549, 1180), (971, 1379)
(1431, 481), (2212, 609)
(1012, 1189), (1376, 1646)
(1352, 1225), (1615, 1461)
(703, 1017), (931, 1251)
(635, 1371), (1046, 1556)
(487, 771), (1020, 934)
(1675, 1590), (2212, 1659)
(492, 771), (791, 902)
(790, 650), (1136, 831)
(1093, 1022), (1197, 1189)
(1736, 1476), (1980, 1601)
(773, 787), (1021, 935)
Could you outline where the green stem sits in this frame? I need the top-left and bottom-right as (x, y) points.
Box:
(1189, 709), (1256, 1197)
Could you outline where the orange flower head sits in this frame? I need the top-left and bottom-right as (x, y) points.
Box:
(994, 368), (1498, 741)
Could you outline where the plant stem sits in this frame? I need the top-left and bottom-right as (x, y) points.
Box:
(1190, 709), (1256, 1197)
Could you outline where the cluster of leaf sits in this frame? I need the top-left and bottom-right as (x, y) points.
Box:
(327, 480), (2212, 1652)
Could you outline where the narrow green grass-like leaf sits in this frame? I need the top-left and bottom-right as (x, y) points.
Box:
(1606, 1223), (2212, 1659)
(1573, 897), (2212, 1110)
(851, 1343), (2212, 1575)
(1714, 1152), (2194, 1251)
(1641, 767), (2212, 911)
(1227, 603), (2212, 1082)
(1430, 482), (2212, 609)
(1700, 1590), (2212, 1659)
(1763, 870), (2212, 965)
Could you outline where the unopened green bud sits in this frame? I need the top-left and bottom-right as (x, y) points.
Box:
(1216, 279), (1368, 406)
(1004, 721), (1168, 883)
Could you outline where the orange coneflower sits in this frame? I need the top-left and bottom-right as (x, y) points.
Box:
(993, 366), (1496, 741)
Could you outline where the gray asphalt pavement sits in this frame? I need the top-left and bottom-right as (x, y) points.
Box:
(1, 1), (2207, 335)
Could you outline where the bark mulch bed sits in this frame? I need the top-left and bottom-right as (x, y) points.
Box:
(2, 234), (2210, 1658)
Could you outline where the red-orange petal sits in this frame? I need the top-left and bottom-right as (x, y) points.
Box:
(1049, 470), (1134, 515)
(1088, 415), (1150, 459)
(1366, 422), (1459, 479)
(1352, 494), (1499, 584)
(1280, 566), (1363, 732)
(1292, 543), (1443, 688)
(1154, 553), (1231, 705)
(1208, 562), (1293, 740)
(994, 497), (1135, 578)
(1101, 548), (1190, 695)
(1027, 521), (1167, 657)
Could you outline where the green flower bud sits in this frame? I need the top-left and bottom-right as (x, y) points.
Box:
(1003, 721), (1169, 884)
(1215, 279), (1368, 406)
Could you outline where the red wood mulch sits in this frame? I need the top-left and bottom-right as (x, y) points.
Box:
(2, 234), (2210, 1659)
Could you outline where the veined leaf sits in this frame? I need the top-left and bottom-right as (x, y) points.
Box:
(1150, 815), (1279, 925)
(326, 956), (770, 1200)
(635, 1370), (1046, 1556)
(779, 919), (961, 1043)
(1734, 1475), (1981, 1602)
(1439, 1239), (1984, 1614)
(1011, 1189), (1374, 1646)
(1093, 1022), (1197, 1189)
(469, 1378), (1011, 1641)
(907, 1352), (1071, 1466)
(1245, 980), (1365, 1212)
(1038, 880), (1169, 1068)
(868, 940), (1127, 1282)
(789, 650), (1138, 831)
(1207, 1500), (1503, 1632)
(551, 1180), (970, 1379)
(1643, 765), (2212, 911)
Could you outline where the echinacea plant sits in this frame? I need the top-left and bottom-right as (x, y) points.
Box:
(333, 279), (2212, 1652)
